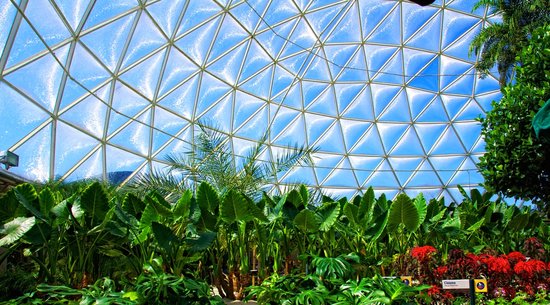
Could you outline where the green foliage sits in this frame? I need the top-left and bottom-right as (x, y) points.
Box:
(478, 24), (550, 215)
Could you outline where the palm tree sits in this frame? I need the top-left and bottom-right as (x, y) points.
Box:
(469, 0), (550, 87)
(128, 121), (317, 201)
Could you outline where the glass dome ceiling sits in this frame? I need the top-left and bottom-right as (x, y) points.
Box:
(0, 0), (502, 202)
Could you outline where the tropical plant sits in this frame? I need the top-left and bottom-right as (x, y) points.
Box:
(129, 121), (317, 201)
(477, 24), (550, 215)
(469, 0), (550, 86)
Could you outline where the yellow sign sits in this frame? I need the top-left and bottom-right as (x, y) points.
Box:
(400, 276), (412, 286)
(474, 279), (488, 293)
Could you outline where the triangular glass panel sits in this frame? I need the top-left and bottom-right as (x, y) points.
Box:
(314, 122), (345, 153)
(379, 90), (411, 122)
(431, 127), (466, 155)
(207, 17), (249, 63)
(11, 124), (52, 181)
(341, 87), (375, 120)
(255, 20), (295, 57)
(475, 91), (501, 112)
(448, 0), (486, 17)
(240, 66), (273, 99)
(401, 2), (439, 42)
(147, 0), (186, 38)
(324, 45), (359, 77)
(121, 13), (167, 68)
(449, 158), (481, 187)
(151, 109), (187, 153)
(443, 23), (482, 61)
(280, 18), (318, 59)
(272, 113), (305, 146)
(349, 125), (385, 155)
(307, 3), (346, 39)
(336, 49), (369, 82)
(154, 127), (193, 157)
(456, 100), (484, 120)
(60, 83), (110, 138)
(234, 91), (265, 129)
(174, 16), (222, 66)
(5, 18), (46, 67)
(70, 43), (111, 90)
(414, 123), (447, 153)
(268, 105), (301, 140)
(359, 1), (395, 39)
(363, 45), (399, 76)
(377, 123), (409, 153)
(105, 144), (146, 173)
(405, 12), (441, 52)
(471, 137), (485, 154)
(335, 83), (364, 113)
(54, 121), (100, 177)
(234, 106), (269, 139)
(304, 113), (335, 145)
(157, 75), (199, 119)
(303, 52), (332, 82)
(208, 42), (247, 85)
(240, 40), (273, 82)
(341, 119), (371, 150)
(84, 0), (138, 31)
(366, 4), (401, 45)
(260, 1), (300, 31)
(196, 72), (232, 116)
(232, 137), (259, 163)
(280, 165), (317, 185)
(80, 12), (136, 72)
(120, 49), (166, 100)
(371, 84), (401, 119)
(271, 66), (295, 98)
(108, 110), (151, 156)
(441, 10), (480, 49)
(325, 6), (361, 43)
(51, 0), (89, 31)
(475, 74), (500, 95)
(176, 0), (223, 36)
(440, 55), (473, 90)
(158, 48), (199, 97)
(312, 153), (343, 183)
(406, 88), (436, 120)
(443, 72), (474, 95)
(280, 51), (312, 75)
(348, 156), (382, 186)
(417, 96), (448, 122)
(453, 122), (482, 152)
(388, 156), (423, 186)
(0, 3), (17, 60)
(389, 127), (424, 156)
(407, 57), (439, 91)
(272, 82), (302, 109)
(5, 47), (69, 112)
(429, 155), (464, 185)
(441, 95), (469, 120)
(365, 159), (400, 188)
(59, 78), (90, 111)
(63, 148), (103, 181)
(373, 50), (403, 85)
(302, 81), (329, 108)
(403, 48), (437, 83)
(307, 85), (337, 116)
(228, 0), (269, 32)
(323, 160), (358, 187)
(199, 93), (233, 133)
(22, 0), (72, 46)
(405, 160), (441, 188)
(0, 83), (49, 148)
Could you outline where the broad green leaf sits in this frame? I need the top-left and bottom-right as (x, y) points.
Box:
(318, 202), (340, 232)
(151, 222), (179, 253)
(122, 193), (145, 218)
(299, 184), (309, 207)
(23, 222), (51, 245)
(173, 189), (192, 218)
(413, 193), (427, 229)
(388, 194), (419, 232)
(294, 209), (320, 233)
(0, 216), (35, 246)
(466, 218), (485, 233)
(80, 182), (110, 227)
(14, 184), (44, 222)
(430, 208), (446, 223)
(185, 230), (217, 252)
(144, 193), (172, 218)
(0, 190), (26, 222)
(38, 188), (55, 220)
(197, 182), (220, 213)
(359, 186), (375, 221)
(140, 203), (160, 228)
(343, 202), (359, 227)
(220, 189), (253, 224)
(245, 196), (268, 223)
(286, 189), (304, 209)
(365, 211), (389, 241)
(508, 213), (529, 231)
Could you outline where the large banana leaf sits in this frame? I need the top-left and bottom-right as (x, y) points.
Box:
(413, 193), (427, 231)
(388, 194), (419, 232)
(294, 209), (320, 233)
(80, 182), (110, 227)
(358, 186), (375, 222)
(0, 216), (35, 246)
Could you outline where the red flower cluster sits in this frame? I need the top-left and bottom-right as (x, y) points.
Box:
(485, 256), (511, 274)
(514, 259), (547, 277)
(411, 246), (436, 262)
(506, 251), (526, 265)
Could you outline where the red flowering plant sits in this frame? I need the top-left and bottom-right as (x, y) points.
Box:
(409, 246), (438, 285)
(514, 259), (548, 295)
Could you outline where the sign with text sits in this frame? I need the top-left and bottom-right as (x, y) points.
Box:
(442, 279), (470, 290)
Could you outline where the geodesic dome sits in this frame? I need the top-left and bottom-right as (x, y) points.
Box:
(0, 0), (502, 202)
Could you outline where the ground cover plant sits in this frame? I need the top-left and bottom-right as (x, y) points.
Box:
(0, 181), (548, 304)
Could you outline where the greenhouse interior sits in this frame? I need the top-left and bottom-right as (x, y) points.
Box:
(0, 0), (549, 304)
